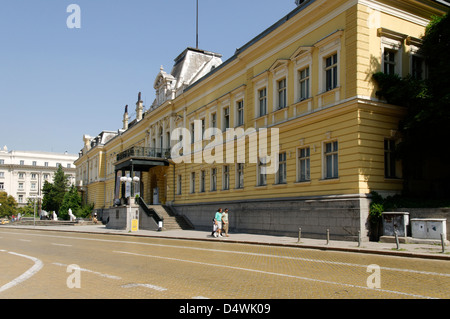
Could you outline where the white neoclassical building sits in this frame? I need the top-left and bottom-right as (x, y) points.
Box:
(0, 146), (77, 206)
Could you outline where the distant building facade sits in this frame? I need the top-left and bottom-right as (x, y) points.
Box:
(0, 146), (77, 206)
(75, 0), (449, 240)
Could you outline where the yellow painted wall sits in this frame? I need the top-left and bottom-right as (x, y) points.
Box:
(75, 0), (447, 210)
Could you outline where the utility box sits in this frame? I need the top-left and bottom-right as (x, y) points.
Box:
(411, 218), (447, 240)
(382, 212), (409, 237)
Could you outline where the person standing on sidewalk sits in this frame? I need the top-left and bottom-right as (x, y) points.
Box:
(222, 208), (229, 237)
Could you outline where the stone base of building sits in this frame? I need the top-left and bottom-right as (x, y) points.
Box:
(171, 194), (371, 241)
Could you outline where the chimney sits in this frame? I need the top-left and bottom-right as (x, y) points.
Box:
(136, 92), (143, 121)
(123, 105), (129, 130)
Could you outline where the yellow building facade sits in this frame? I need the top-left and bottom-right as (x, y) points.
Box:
(75, 0), (448, 240)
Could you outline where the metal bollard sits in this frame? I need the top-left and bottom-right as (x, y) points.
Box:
(297, 227), (302, 243)
(326, 229), (330, 245)
(394, 230), (400, 250)
(358, 230), (361, 247)
(441, 233), (446, 253)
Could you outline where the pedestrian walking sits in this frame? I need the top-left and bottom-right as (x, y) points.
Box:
(222, 208), (229, 237)
(213, 208), (223, 237)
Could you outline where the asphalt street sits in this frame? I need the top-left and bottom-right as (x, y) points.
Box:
(1, 227), (449, 301)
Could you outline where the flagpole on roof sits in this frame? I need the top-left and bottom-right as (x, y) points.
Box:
(196, 0), (199, 49)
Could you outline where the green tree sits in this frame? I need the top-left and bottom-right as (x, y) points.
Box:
(0, 192), (18, 218)
(42, 165), (70, 213)
(59, 185), (82, 220)
(372, 12), (450, 199)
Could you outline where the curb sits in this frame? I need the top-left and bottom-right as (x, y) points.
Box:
(3, 225), (450, 261)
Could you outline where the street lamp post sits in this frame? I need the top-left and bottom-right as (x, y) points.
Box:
(32, 195), (42, 228)
(120, 175), (140, 232)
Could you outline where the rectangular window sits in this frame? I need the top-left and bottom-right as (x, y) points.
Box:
(278, 78), (287, 109)
(277, 152), (287, 184)
(190, 122), (195, 144)
(299, 67), (310, 101)
(18, 182), (24, 190)
(0, 182), (4, 190)
(211, 168), (217, 191)
(236, 100), (244, 126)
(384, 139), (396, 178)
(236, 163), (244, 189)
(298, 147), (310, 182)
(177, 175), (182, 195)
(325, 54), (338, 91)
(32, 161), (37, 166)
(19, 173), (25, 179)
(190, 172), (196, 193)
(258, 160), (267, 186)
(223, 107), (230, 130)
(201, 118), (206, 138)
(324, 141), (338, 179)
(383, 50), (396, 75)
(223, 165), (230, 190)
(258, 88), (267, 116)
(211, 113), (217, 128)
(20, 160), (24, 165)
(200, 170), (205, 193)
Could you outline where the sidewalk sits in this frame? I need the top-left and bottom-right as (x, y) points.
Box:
(3, 224), (450, 260)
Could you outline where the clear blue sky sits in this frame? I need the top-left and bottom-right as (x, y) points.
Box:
(0, 0), (296, 155)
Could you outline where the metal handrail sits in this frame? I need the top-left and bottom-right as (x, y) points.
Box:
(137, 196), (164, 223)
(116, 147), (171, 162)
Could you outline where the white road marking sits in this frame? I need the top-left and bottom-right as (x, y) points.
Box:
(19, 239), (31, 242)
(121, 283), (167, 292)
(114, 250), (438, 299)
(52, 263), (122, 280)
(0, 251), (43, 293)
(1, 230), (449, 278)
(51, 243), (72, 247)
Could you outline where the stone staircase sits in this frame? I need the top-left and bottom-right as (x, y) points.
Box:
(147, 205), (194, 231)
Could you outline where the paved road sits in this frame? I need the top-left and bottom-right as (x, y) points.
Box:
(1, 228), (449, 301)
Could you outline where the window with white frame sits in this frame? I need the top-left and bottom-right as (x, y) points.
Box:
(383, 49), (397, 75)
(200, 170), (206, 193)
(297, 147), (310, 182)
(324, 141), (338, 179)
(211, 168), (217, 191)
(177, 175), (182, 195)
(190, 172), (196, 193)
(276, 152), (287, 184)
(258, 88), (267, 117)
(0, 182), (4, 190)
(19, 173), (25, 179)
(211, 112), (217, 128)
(277, 78), (287, 109)
(223, 165), (230, 190)
(299, 67), (310, 101)
(316, 30), (342, 94)
(223, 107), (230, 130)
(236, 100), (244, 126)
(379, 29), (405, 76)
(258, 159), (267, 186)
(325, 53), (338, 91)
(236, 163), (244, 189)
